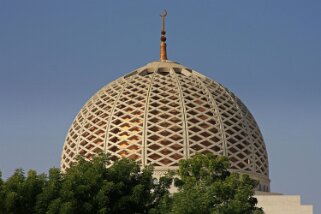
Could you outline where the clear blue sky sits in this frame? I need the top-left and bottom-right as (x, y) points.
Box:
(0, 0), (320, 212)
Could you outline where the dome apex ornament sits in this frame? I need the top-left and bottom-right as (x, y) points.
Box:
(160, 10), (168, 61)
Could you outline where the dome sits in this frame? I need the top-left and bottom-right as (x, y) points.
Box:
(61, 60), (270, 191)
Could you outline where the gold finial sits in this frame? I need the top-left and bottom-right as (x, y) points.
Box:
(160, 10), (168, 61)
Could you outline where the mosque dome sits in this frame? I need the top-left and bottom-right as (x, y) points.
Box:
(61, 10), (270, 191)
(61, 60), (270, 191)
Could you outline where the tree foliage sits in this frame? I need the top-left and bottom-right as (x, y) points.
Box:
(0, 154), (263, 214)
(157, 154), (263, 214)
(0, 155), (171, 214)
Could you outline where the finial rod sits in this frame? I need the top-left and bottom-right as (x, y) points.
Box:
(160, 10), (168, 61)
(161, 10), (167, 32)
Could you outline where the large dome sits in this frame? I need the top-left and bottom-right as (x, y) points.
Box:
(61, 60), (269, 191)
(61, 60), (270, 190)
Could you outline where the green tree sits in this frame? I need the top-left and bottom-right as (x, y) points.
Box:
(0, 171), (4, 211)
(35, 167), (62, 213)
(0, 169), (45, 214)
(0, 154), (263, 214)
(40, 154), (172, 214)
(0, 155), (172, 214)
(166, 153), (263, 214)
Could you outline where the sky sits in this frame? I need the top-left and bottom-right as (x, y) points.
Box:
(0, 0), (320, 212)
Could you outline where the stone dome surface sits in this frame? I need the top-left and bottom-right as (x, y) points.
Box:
(61, 60), (270, 190)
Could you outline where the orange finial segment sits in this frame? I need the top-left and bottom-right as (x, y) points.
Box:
(160, 10), (168, 61)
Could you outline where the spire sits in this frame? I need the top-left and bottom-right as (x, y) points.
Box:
(160, 10), (168, 61)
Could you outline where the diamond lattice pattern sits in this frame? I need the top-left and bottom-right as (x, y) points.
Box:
(61, 61), (269, 185)
(146, 72), (184, 167)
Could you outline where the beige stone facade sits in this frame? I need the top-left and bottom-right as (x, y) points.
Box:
(256, 193), (313, 214)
